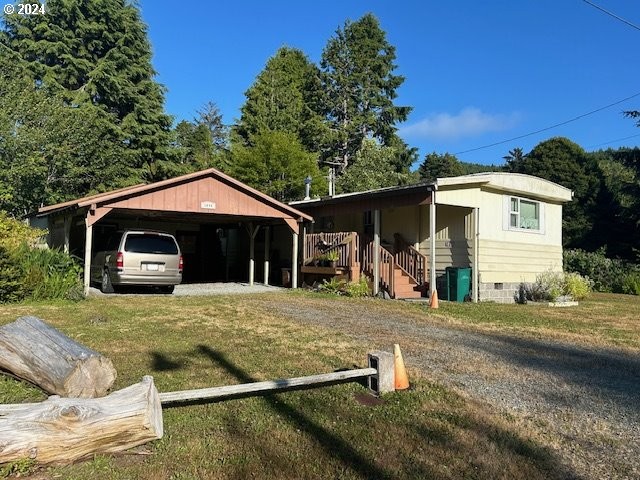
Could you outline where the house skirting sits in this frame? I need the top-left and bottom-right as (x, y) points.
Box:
(479, 282), (522, 303)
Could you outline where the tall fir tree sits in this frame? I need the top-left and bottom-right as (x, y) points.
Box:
(320, 13), (412, 173)
(234, 47), (325, 152)
(1, 0), (174, 180)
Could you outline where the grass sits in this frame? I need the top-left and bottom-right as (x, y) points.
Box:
(0, 293), (583, 480)
(425, 292), (640, 350)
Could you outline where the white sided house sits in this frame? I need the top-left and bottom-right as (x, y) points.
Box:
(292, 173), (573, 303)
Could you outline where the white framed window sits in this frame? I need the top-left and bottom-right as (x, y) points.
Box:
(504, 196), (544, 233)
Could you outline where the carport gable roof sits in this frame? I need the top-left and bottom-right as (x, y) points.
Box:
(38, 168), (313, 225)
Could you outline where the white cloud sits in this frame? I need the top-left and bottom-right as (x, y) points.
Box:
(399, 107), (521, 140)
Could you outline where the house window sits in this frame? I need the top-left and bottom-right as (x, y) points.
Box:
(508, 196), (541, 231)
(363, 210), (373, 235)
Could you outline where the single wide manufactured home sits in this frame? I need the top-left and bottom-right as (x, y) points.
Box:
(291, 173), (573, 303)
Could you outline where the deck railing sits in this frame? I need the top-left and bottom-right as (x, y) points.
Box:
(363, 242), (395, 297)
(393, 233), (428, 286)
(303, 232), (359, 269)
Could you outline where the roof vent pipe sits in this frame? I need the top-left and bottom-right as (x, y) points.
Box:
(304, 176), (312, 200)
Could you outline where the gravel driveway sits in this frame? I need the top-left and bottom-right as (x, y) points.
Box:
(244, 295), (640, 480)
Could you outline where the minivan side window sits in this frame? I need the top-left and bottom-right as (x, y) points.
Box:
(124, 234), (179, 254)
(105, 233), (122, 251)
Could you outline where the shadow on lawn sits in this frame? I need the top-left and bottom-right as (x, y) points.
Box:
(462, 333), (640, 418)
(149, 351), (187, 372)
(196, 344), (395, 480)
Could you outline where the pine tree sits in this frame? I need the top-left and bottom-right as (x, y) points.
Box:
(234, 47), (325, 151)
(320, 13), (412, 172)
(1, 0), (174, 180)
(418, 152), (464, 182)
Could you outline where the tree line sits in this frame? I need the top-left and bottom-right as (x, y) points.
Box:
(0, 1), (638, 262)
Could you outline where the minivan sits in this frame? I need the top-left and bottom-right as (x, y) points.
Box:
(91, 230), (183, 293)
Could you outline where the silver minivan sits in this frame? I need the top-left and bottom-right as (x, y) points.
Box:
(91, 230), (183, 293)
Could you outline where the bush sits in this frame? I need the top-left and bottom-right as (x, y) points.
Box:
(0, 211), (83, 302)
(0, 211), (44, 251)
(563, 248), (636, 293)
(621, 272), (640, 296)
(319, 277), (346, 295)
(524, 269), (592, 302)
(0, 245), (25, 303)
(344, 278), (370, 297)
(16, 245), (84, 301)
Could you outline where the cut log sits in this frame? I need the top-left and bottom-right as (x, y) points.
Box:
(0, 376), (163, 465)
(0, 316), (116, 398)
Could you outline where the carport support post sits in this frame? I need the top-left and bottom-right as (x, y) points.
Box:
(373, 209), (380, 296)
(291, 231), (298, 289)
(248, 223), (260, 286)
(63, 215), (71, 254)
(263, 226), (270, 285)
(83, 220), (93, 297)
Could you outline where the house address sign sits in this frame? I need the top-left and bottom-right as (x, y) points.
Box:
(200, 201), (216, 210)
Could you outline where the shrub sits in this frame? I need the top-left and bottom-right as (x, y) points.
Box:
(344, 278), (370, 297)
(563, 248), (633, 293)
(525, 269), (592, 302)
(0, 211), (44, 251)
(0, 245), (25, 303)
(16, 245), (84, 301)
(319, 277), (346, 295)
(621, 272), (640, 296)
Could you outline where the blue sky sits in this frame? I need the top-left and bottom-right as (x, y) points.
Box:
(139, 0), (640, 167)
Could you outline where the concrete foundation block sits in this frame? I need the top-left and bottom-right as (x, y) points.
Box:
(367, 351), (395, 395)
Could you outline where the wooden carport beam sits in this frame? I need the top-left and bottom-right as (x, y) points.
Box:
(83, 206), (113, 296)
(263, 226), (270, 286)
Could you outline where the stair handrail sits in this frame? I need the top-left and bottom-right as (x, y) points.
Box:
(393, 233), (428, 285)
(362, 242), (395, 298)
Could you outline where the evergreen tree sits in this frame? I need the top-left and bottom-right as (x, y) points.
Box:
(320, 13), (411, 173)
(230, 131), (325, 202)
(336, 139), (411, 193)
(0, 72), (136, 216)
(418, 152), (464, 182)
(196, 101), (229, 151)
(1, 0), (174, 180)
(505, 137), (601, 248)
(234, 47), (325, 151)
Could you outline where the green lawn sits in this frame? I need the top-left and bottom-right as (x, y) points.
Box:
(1, 292), (635, 479)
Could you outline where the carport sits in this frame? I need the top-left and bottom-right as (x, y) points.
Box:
(35, 168), (312, 295)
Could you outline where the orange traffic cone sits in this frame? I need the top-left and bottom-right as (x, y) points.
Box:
(393, 344), (410, 390)
(429, 289), (439, 309)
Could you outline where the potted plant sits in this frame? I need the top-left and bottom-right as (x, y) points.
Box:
(325, 250), (339, 268)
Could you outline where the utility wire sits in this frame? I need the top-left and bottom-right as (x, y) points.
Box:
(588, 132), (640, 149)
(454, 91), (640, 155)
(582, 0), (640, 32)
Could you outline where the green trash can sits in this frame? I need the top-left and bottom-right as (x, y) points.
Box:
(445, 267), (471, 302)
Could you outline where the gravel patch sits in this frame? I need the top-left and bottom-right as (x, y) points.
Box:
(88, 282), (284, 297)
(245, 295), (640, 480)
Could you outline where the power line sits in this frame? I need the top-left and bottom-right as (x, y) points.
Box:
(588, 132), (640, 149)
(582, 0), (640, 32)
(454, 91), (640, 156)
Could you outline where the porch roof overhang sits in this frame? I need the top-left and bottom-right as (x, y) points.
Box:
(37, 168), (312, 231)
(290, 182), (435, 217)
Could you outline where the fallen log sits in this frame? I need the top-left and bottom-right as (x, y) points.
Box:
(0, 316), (116, 398)
(0, 376), (163, 465)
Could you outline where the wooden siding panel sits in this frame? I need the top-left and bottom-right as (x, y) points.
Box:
(102, 176), (295, 219)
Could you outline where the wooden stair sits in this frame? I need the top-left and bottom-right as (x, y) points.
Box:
(392, 266), (422, 299)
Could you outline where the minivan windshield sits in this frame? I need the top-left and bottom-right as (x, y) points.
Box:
(124, 234), (179, 254)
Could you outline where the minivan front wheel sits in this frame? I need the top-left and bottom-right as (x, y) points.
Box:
(101, 269), (115, 294)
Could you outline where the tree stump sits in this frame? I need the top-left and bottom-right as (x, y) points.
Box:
(0, 376), (163, 465)
(0, 316), (116, 398)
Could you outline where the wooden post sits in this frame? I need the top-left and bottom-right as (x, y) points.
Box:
(429, 191), (437, 298)
(0, 376), (162, 465)
(291, 230), (299, 289)
(472, 207), (480, 303)
(0, 316), (117, 398)
(247, 223), (259, 286)
(63, 215), (71, 254)
(373, 209), (380, 296)
(263, 226), (270, 286)
(83, 216), (93, 297)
